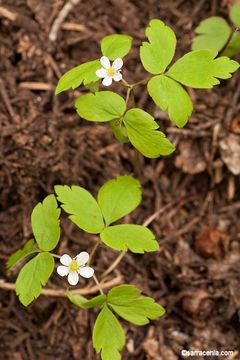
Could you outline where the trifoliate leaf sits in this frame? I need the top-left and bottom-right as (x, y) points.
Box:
(192, 17), (231, 52)
(7, 239), (37, 270)
(123, 108), (175, 158)
(55, 185), (104, 234)
(230, 3), (240, 27)
(16, 252), (54, 306)
(148, 75), (193, 128)
(97, 175), (141, 226)
(110, 120), (129, 143)
(31, 195), (61, 252)
(223, 32), (240, 57)
(100, 224), (159, 253)
(55, 60), (100, 94)
(68, 293), (106, 308)
(167, 50), (239, 88)
(93, 305), (125, 360)
(107, 285), (165, 325)
(101, 34), (133, 60)
(140, 19), (176, 74)
(75, 91), (126, 122)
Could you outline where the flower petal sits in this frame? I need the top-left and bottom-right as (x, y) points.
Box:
(68, 271), (79, 285)
(79, 266), (94, 278)
(60, 254), (72, 266)
(76, 251), (89, 266)
(57, 265), (69, 277)
(113, 72), (122, 82)
(112, 58), (123, 70)
(100, 56), (110, 69)
(96, 68), (107, 78)
(102, 76), (113, 86)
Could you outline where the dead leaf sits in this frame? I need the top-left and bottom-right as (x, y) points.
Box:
(181, 289), (214, 319)
(196, 225), (230, 259)
(219, 134), (240, 175)
(175, 140), (206, 174)
(143, 339), (159, 358)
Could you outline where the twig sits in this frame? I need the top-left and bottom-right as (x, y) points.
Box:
(19, 82), (53, 91)
(224, 79), (240, 128)
(0, 6), (17, 21)
(0, 276), (122, 298)
(0, 78), (19, 123)
(49, 0), (82, 42)
(61, 22), (86, 32)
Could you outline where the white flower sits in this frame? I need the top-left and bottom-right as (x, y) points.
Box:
(57, 251), (94, 286)
(96, 56), (123, 86)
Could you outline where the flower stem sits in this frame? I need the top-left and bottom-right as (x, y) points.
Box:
(88, 240), (100, 266)
(131, 76), (151, 87)
(50, 253), (61, 259)
(93, 274), (104, 295)
(101, 251), (126, 279)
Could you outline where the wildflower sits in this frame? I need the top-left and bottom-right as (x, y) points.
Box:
(57, 251), (94, 285)
(96, 56), (123, 86)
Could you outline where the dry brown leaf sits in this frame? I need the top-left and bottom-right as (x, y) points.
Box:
(219, 134), (240, 175)
(196, 225), (230, 259)
(175, 140), (206, 174)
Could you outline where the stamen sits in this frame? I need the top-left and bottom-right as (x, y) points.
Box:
(69, 260), (79, 271)
(107, 67), (116, 76)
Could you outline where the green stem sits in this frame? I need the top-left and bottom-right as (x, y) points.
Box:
(88, 240), (100, 265)
(51, 253), (61, 259)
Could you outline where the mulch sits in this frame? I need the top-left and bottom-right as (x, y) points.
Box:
(0, 0), (240, 359)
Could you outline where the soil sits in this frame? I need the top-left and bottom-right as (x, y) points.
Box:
(0, 0), (240, 359)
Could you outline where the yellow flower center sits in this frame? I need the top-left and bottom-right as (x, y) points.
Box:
(69, 260), (79, 272)
(107, 67), (116, 76)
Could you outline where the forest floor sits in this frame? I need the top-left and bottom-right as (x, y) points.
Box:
(0, 0), (240, 359)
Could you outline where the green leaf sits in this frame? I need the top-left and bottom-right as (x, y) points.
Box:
(55, 185), (104, 234)
(16, 252), (54, 306)
(75, 91), (126, 122)
(192, 17), (231, 52)
(123, 108), (175, 158)
(7, 239), (37, 270)
(85, 80), (100, 93)
(101, 34), (133, 60)
(100, 224), (159, 253)
(110, 120), (129, 144)
(140, 19), (176, 74)
(223, 32), (240, 57)
(230, 3), (240, 27)
(167, 50), (239, 88)
(55, 60), (100, 95)
(93, 305), (125, 360)
(68, 293), (106, 308)
(107, 285), (165, 325)
(148, 75), (193, 128)
(31, 195), (61, 252)
(97, 175), (141, 226)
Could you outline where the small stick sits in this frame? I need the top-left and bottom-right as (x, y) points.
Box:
(0, 276), (122, 298)
(19, 82), (53, 91)
(49, 0), (82, 42)
(0, 78), (19, 122)
(0, 6), (17, 21)
(61, 22), (86, 32)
